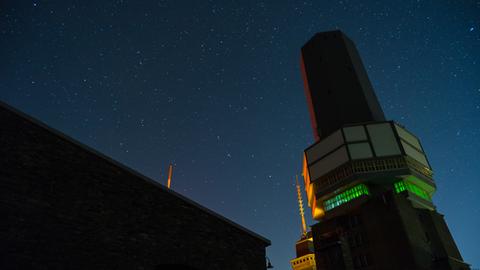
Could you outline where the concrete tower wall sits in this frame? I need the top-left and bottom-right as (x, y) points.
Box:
(301, 30), (385, 141)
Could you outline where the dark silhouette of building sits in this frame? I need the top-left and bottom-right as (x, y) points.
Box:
(299, 30), (470, 270)
(0, 101), (270, 270)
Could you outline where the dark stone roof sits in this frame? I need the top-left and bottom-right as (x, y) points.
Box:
(0, 100), (271, 246)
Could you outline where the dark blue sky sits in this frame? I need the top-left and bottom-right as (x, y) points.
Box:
(1, 0), (479, 268)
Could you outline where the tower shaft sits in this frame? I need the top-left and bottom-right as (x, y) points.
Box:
(299, 30), (469, 270)
(301, 31), (385, 141)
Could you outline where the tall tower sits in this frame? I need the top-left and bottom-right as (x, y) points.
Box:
(300, 30), (469, 270)
(291, 176), (317, 270)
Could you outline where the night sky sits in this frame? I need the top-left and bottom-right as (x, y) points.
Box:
(1, 0), (479, 268)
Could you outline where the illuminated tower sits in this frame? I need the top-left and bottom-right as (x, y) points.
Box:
(300, 30), (470, 270)
(290, 176), (317, 270)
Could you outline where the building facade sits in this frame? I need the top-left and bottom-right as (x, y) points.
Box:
(0, 101), (270, 270)
(299, 30), (469, 270)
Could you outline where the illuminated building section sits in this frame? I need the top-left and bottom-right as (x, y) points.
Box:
(302, 154), (324, 220)
(299, 30), (470, 269)
(394, 180), (431, 201)
(290, 176), (317, 270)
(323, 184), (369, 211)
(291, 252), (316, 270)
(302, 121), (437, 218)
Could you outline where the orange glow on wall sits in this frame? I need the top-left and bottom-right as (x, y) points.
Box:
(303, 154), (324, 219)
(311, 196), (325, 220)
(300, 55), (321, 142)
(302, 154), (314, 207)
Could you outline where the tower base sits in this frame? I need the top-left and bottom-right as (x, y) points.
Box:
(312, 191), (470, 270)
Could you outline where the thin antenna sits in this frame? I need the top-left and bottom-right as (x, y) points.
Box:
(167, 164), (173, 189)
(296, 175), (307, 237)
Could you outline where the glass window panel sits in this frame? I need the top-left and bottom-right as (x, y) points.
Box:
(348, 143), (373, 159)
(395, 124), (423, 151)
(305, 130), (344, 164)
(394, 181), (431, 201)
(323, 184), (370, 211)
(401, 141), (430, 168)
(308, 146), (349, 180)
(367, 123), (401, 157)
(344, 126), (367, 142)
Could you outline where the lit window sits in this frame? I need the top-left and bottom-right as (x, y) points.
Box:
(394, 181), (430, 201)
(323, 184), (370, 211)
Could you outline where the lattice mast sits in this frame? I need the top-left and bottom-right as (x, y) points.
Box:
(296, 175), (308, 237)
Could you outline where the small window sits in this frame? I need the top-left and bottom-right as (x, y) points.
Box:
(353, 256), (362, 269)
(355, 233), (364, 247)
(361, 254), (370, 267)
(349, 215), (360, 228)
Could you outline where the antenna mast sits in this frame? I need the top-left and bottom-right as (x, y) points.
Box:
(296, 175), (308, 237)
(167, 164), (173, 189)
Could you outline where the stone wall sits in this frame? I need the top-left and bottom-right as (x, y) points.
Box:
(0, 103), (270, 270)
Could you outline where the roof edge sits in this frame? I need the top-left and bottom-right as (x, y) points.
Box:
(0, 100), (271, 246)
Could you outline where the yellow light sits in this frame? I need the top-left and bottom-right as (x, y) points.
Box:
(166, 164), (173, 189)
(290, 253), (317, 270)
(302, 154), (315, 207)
(303, 153), (324, 220)
(311, 196), (325, 220)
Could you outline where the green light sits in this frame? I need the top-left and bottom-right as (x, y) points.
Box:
(324, 184), (370, 211)
(394, 180), (430, 201)
(394, 181), (406, 193)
